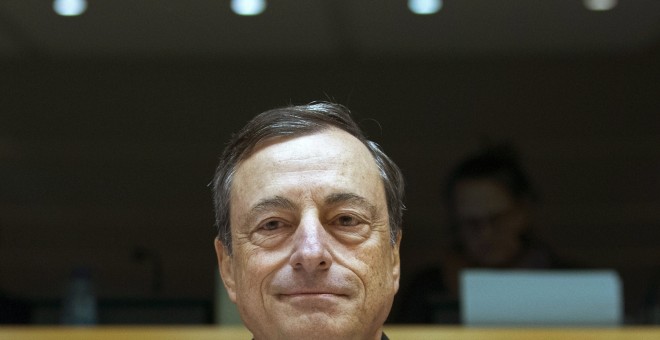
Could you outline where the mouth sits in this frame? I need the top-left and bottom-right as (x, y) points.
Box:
(271, 277), (354, 303)
(278, 291), (349, 302)
(280, 292), (346, 298)
(277, 292), (348, 309)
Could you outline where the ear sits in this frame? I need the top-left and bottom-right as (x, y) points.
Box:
(391, 231), (402, 293)
(214, 238), (237, 303)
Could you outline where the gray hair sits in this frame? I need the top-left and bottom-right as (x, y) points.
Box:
(211, 102), (404, 255)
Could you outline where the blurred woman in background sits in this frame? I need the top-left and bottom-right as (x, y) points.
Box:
(395, 144), (568, 324)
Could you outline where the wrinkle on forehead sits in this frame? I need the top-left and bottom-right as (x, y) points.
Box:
(229, 128), (386, 229)
(234, 128), (380, 188)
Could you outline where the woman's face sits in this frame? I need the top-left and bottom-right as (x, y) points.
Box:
(453, 179), (529, 266)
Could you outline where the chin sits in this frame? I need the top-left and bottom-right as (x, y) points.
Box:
(480, 255), (512, 267)
(278, 321), (355, 340)
(288, 311), (374, 339)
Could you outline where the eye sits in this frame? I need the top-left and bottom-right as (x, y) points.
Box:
(327, 213), (371, 244)
(332, 214), (361, 227)
(260, 219), (287, 231)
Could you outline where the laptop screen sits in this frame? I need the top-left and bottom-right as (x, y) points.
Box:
(460, 269), (623, 326)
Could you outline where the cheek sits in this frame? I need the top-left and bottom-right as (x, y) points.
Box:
(232, 253), (264, 292)
(501, 224), (523, 245)
(460, 230), (481, 247)
(358, 243), (396, 286)
(357, 244), (398, 319)
(234, 248), (288, 290)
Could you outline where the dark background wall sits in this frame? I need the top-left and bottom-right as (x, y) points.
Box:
(1, 0), (659, 322)
(1, 51), (658, 321)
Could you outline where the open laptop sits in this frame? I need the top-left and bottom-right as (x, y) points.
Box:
(460, 269), (623, 326)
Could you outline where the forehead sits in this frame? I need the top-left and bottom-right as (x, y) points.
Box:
(454, 179), (514, 215)
(240, 127), (376, 169)
(231, 128), (384, 208)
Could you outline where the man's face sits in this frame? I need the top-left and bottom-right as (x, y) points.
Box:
(454, 179), (528, 266)
(215, 128), (401, 340)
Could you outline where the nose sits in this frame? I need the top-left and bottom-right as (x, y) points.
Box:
(289, 216), (332, 273)
(464, 218), (495, 237)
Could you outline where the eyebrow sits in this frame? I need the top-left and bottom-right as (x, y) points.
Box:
(241, 196), (297, 229)
(241, 193), (378, 228)
(324, 192), (378, 217)
(249, 196), (297, 217)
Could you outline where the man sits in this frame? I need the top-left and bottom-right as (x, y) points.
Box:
(211, 102), (404, 340)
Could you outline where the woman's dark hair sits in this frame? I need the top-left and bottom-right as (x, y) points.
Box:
(445, 144), (535, 206)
